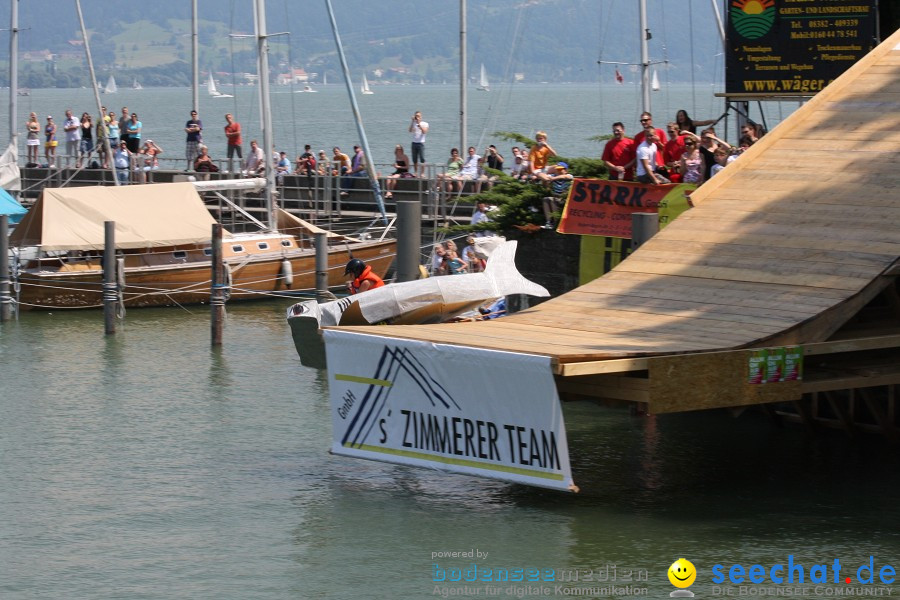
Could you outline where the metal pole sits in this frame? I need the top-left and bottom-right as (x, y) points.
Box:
(710, 0), (727, 50)
(254, 0), (277, 231)
(460, 0), (467, 153)
(314, 232), (329, 302)
(192, 0), (199, 114)
(75, 0), (118, 185)
(8, 0), (17, 154)
(102, 221), (117, 335)
(0, 215), (10, 322)
(630, 213), (658, 251)
(639, 0), (651, 114)
(396, 200), (421, 283)
(210, 223), (225, 345)
(323, 0), (388, 224)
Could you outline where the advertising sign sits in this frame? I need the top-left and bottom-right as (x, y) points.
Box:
(726, 0), (877, 96)
(324, 330), (576, 492)
(557, 179), (696, 238)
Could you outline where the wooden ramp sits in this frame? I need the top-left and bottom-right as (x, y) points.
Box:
(336, 30), (900, 423)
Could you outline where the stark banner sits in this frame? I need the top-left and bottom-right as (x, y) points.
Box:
(557, 179), (696, 238)
(324, 330), (576, 492)
(725, 0), (877, 96)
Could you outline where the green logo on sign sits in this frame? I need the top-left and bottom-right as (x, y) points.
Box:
(731, 0), (775, 40)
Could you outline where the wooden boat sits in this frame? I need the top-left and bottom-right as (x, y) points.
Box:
(9, 181), (395, 310)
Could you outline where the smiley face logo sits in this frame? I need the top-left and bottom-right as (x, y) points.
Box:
(668, 558), (697, 588)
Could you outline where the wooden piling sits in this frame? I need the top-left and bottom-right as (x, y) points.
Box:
(0, 215), (10, 322)
(210, 223), (225, 345)
(315, 232), (328, 303)
(102, 221), (117, 334)
(396, 200), (421, 283)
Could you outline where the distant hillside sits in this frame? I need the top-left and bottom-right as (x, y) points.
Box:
(1, 0), (892, 88)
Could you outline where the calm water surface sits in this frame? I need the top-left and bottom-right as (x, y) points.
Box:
(2, 301), (900, 599)
(8, 83), (800, 166)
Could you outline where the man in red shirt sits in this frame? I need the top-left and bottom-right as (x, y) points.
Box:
(601, 122), (635, 181)
(633, 112), (667, 169)
(663, 122), (686, 183)
(224, 113), (242, 173)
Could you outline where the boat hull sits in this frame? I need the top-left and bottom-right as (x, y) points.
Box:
(16, 240), (395, 310)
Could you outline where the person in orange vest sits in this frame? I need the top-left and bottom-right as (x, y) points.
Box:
(345, 258), (385, 294)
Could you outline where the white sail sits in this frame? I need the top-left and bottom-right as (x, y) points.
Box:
(323, 72), (327, 85)
(104, 75), (117, 94)
(651, 69), (660, 91)
(208, 72), (233, 98)
(132, 78), (143, 90)
(477, 64), (490, 91)
(361, 73), (373, 94)
(207, 73), (219, 96)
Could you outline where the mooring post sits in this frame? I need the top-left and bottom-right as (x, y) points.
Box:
(396, 200), (422, 282)
(210, 223), (225, 346)
(102, 221), (117, 335)
(315, 232), (329, 303)
(0, 215), (10, 322)
(631, 213), (659, 251)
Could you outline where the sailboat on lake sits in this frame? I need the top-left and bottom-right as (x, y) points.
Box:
(132, 78), (143, 90)
(361, 73), (373, 95)
(103, 75), (117, 94)
(477, 63), (490, 91)
(207, 72), (233, 98)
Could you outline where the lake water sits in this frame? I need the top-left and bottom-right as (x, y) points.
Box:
(3, 304), (900, 599)
(8, 82), (801, 168)
(4, 85), (898, 600)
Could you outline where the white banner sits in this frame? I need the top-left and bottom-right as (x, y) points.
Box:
(324, 330), (576, 492)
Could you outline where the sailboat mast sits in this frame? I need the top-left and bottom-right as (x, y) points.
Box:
(192, 0), (199, 113)
(75, 0), (119, 186)
(459, 0), (467, 152)
(710, 0), (727, 49)
(639, 0), (651, 114)
(8, 0), (17, 151)
(323, 0), (387, 224)
(253, 0), (277, 230)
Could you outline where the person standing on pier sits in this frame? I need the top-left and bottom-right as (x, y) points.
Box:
(25, 112), (40, 165)
(63, 110), (81, 163)
(118, 107), (130, 152)
(408, 111), (429, 177)
(224, 114), (242, 173)
(44, 116), (57, 166)
(185, 110), (203, 170)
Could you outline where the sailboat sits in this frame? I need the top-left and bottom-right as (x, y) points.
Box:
(651, 69), (660, 92)
(207, 72), (233, 98)
(132, 78), (143, 90)
(360, 73), (373, 95)
(103, 75), (117, 94)
(477, 63), (490, 91)
(8, 181), (395, 310)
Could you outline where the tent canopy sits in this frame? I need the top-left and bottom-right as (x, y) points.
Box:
(8, 182), (225, 250)
(0, 187), (26, 225)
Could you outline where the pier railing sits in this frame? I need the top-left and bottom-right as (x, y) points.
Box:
(20, 157), (488, 225)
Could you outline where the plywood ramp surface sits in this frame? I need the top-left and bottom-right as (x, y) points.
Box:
(337, 30), (900, 369)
